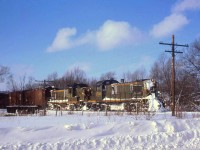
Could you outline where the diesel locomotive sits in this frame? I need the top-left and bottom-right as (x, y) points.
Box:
(48, 79), (163, 111)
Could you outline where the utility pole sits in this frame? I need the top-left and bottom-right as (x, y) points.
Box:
(159, 35), (188, 116)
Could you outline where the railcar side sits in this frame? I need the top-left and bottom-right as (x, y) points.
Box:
(7, 87), (53, 113)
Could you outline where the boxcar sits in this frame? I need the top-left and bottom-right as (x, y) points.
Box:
(7, 87), (53, 113)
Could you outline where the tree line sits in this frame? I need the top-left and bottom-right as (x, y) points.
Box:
(0, 38), (199, 110)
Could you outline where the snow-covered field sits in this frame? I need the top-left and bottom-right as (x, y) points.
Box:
(0, 110), (200, 150)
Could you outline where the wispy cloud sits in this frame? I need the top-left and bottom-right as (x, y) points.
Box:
(47, 20), (143, 52)
(150, 0), (200, 38)
(150, 13), (189, 38)
(172, 0), (200, 13)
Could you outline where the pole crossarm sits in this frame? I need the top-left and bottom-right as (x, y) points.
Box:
(159, 42), (189, 47)
(165, 50), (183, 53)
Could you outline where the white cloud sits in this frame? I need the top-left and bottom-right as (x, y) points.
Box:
(149, 0), (200, 38)
(47, 20), (143, 52)
(47, 28), (77, 52)
(150, 13), (189, 38)
(172, 0), (200, 13)
(95, 20), (143, 50)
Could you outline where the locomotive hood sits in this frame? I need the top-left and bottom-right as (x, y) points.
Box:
(96, 79), (119, 87)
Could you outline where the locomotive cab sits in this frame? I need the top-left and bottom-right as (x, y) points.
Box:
(96, 79), (119, 100)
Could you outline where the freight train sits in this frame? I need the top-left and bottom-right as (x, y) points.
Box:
(7, 79), (163, 113)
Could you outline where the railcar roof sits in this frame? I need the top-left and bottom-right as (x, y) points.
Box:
(69, 83), (88, 88)
(96, 79), (119, 87)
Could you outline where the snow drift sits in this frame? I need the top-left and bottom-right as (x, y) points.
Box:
(0, 110), (199, 150)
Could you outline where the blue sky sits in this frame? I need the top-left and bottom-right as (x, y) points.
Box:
(0, 0), (200, 89)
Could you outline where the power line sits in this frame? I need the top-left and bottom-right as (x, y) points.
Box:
(159, 35), (188, 116)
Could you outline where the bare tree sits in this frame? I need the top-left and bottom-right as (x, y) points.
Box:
(72, 67), (87, 83)
(47, 72), (58, 81)
(19, 75), (26, 91)
(55, 67), (88, 88)
(182, 39), (200, 77)
(0, 66), (9, 82)
(6, 74), (19, 91)
(25, 76), (37, 90)
(150, 54), (171, 101)
(45, 69), (87, 89)
(6, 73), (37, 91)
(122, 67), (147, 82)
(45, 71), (58, 87)
(176, 38), (200, 110)
(100, 71), (116, 80)
(132, 67), (147, 80)
(87, 77), (98, 89)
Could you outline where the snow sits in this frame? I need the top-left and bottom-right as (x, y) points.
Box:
(109, 103), (125, 111)
(0, 110), (200, 150)
(146, 93), (165, 112)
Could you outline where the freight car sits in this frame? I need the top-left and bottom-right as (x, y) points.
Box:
(7, 87), (54, 114)
(48, 79), (163, 111)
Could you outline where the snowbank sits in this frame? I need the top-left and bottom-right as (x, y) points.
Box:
(0, 110), (200, 150)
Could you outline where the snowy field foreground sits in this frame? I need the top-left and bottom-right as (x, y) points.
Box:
(0, 110), (200, 150)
